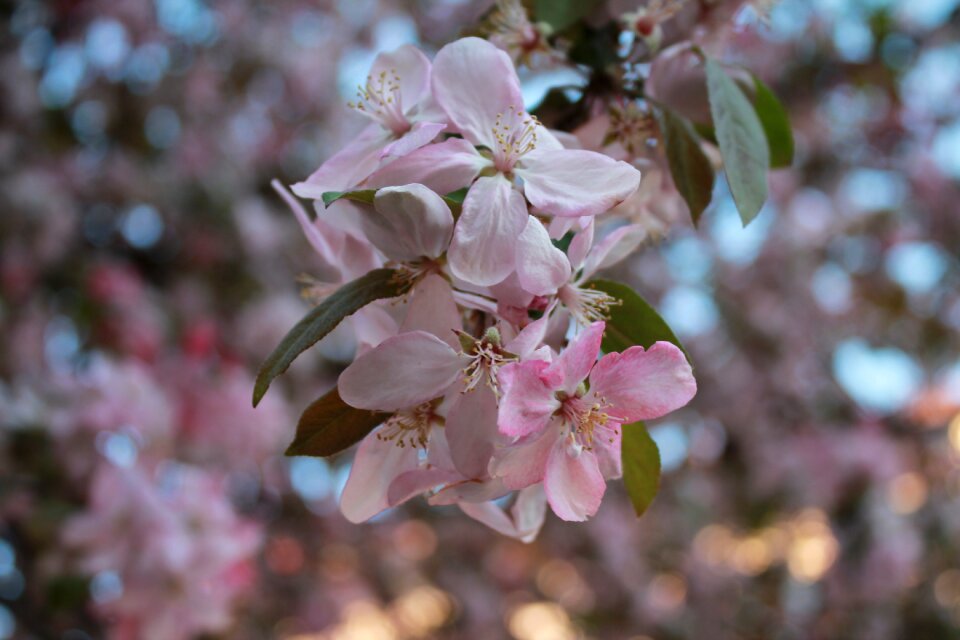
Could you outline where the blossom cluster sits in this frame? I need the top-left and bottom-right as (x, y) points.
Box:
(271, 36), (698, 534)
(1, 351), (289, 639)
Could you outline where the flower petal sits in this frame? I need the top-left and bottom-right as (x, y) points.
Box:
(580, 224), (647, 281)
(339, 432), (419, 523)
(365, 138), (488, 194)
(387, 467), (462, 508)
(504, 314), (550, 359)
(448, 175), (528, 286)
(350, 304), (399, 354)
(517, 149), (642, 217)
(293, 124), (389, 197)
(373, 183), (454, 260)
(489, 427), (557, 490)
(498, 360), (561, 438)
(446, 383), (500, 479)
(370, 44), (432, 112)
(459, 484), (546, 543)
(544, 443), (605, 521)
(566, 220), (595, 272)
(589, 342), (696, 422)
(380, 121), (447, 159)
(400, 274), (461, 348)
(338, 331), (465, 411)
(548, 321), (604, 395)
(516, 216), (572, 296)
(431, 37), (523, 148)
(511, 484), (549, 542)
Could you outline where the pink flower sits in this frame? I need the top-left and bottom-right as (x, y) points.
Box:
(491, 321), (696, 521)
(292, 45), (448, 199)
(337, 296), (552, 522)
(63, 461), (261, 640)
(366, 37), (643, 286)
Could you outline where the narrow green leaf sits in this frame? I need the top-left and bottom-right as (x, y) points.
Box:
(654, 106), (716, 225)
(285, 386), (389, 457)
(621, 421), (661, 517)
(535, 0), (598, 31)
(584, 279), (689, 362)
(705, 58), (769, 226)
(321, 189), (376, 207)
(253, 268), (409, 406)
(751, 75), (794, 169)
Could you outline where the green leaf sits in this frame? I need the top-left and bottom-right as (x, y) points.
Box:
(654, 106), (716, 225)
(535, 0), (598, 31)
(444, 188), (469, 204)
(253, 268), (410, 406)
(321, 189), (376, 207)
(751, 75), (794, 169)
(584, 279), (689, 362)
(621, 421), (661, 517)
(285, 386), (389, 457)
(705, 58), (769, 226)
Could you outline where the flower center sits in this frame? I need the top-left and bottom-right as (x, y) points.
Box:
(348, 69), (411, 136)
(491, 106), (540, 173)
(558, 394), (619, 455)
(608, 100), (656, 157)
(376, 402), (439, 450)
(459, 328), (515, 395)
(559, 284), (621, 326)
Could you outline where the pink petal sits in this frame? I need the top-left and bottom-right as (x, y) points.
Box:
(429, 477), (511, 505)
(566, 220), (595, 272)
(365, 137), (488, 194)
(516, 216), (572, 296)
(511, 484), (549, 542)
(489, 272), (535, 311)
(340, 432), (418, 523)
(271, 180), (340, 270)
(458, 501), (515, 537)
(448, 175), (528, 286)
(293, 124), (389, 197)
(400, 274), (461, 348)
(549, 321), (604, 395)
(380, 121), (447, 159)
(589, 342), (696, 423)
(498, 360), (561, 438)
(516, 148), (642, 217)
(592, 422), (623, 479)
(387, 467), (462, 507)
(580, 224), (647, 281)
(505, 315), (550, 359)
(458, 485), (546, 542)
(431, 37), (523, 148)
(446, 383), (500, 479)
(489, 427), (557, 490)
(338, 331), (465, 411)
(369, 44), (432, 113)
(373, 184), (454, 261)
(350, 304), (399, 354)
(543, 442), (605, 522)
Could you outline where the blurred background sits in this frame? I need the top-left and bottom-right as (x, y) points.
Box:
(1, 0), (960, 638)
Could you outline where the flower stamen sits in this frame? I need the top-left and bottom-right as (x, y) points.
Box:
(348, 69), (410, 135)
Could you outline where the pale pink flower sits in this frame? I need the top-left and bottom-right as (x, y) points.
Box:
(63, 461), (261, 640)
(365, 37), (642, 286)
(336, 274), (466, 523)
(292, 45), (448, 199)
(337, 300), (552, 522)
(173, 361), (290, 468)
(492, 321), (696, 521)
